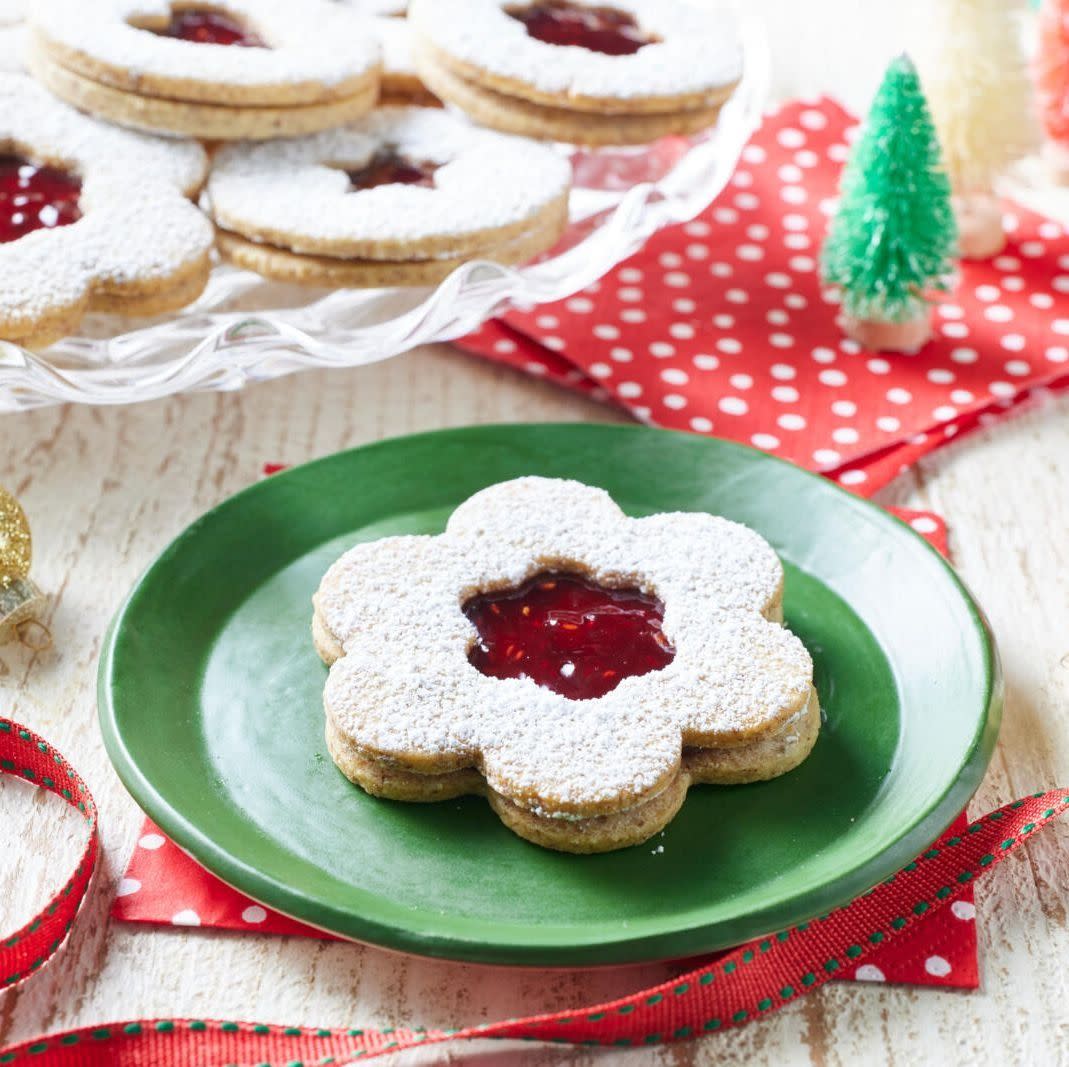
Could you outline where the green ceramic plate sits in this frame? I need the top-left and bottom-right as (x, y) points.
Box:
(98, 424), (1000, 966)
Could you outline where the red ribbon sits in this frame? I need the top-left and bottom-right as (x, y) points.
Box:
(2, 715), (1067, 1063)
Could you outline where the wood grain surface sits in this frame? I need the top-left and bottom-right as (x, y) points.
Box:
(3, 2), (1069, 1063)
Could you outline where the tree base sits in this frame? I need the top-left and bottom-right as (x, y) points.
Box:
(1043, 141), (1069, 185)
(840, 310), (932, 354)
(953, 195), (1005, 261)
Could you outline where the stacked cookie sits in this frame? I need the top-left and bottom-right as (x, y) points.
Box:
(27, 0), (382, 140)
(410, 0), (743, 145)
(206, 107), (572, 286)
(341, 0), (439, 106)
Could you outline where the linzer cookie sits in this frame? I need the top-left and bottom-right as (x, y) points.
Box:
(313, 477), (818, 853)
(206, 106), (571, 287)
(0, 75), (211, 348)
(27, 0), (381, 140)
(409, 0), (742, 145)
(341, 1), (439, 106)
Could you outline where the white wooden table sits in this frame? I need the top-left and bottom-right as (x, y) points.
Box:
(2, 2), (1069, 1063)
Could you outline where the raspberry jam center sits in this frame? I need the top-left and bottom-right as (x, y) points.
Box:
(464, 571), (675, 700)
(506, 0), (655, 56)
(345, 149), (439, 191)
(155, 8), (265, 46)
(0, 154), (82, 244)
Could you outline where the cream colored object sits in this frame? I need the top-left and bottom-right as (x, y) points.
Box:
(839, 309), (932, 354)
(953, 193), (1006, 260)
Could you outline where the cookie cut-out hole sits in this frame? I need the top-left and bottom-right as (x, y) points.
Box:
(505, 0), (658, 56)
(140, 6), (266, 47)
(342, 148), (440, 191)
(0, 153), (82, 244)
(464, 570), (674, 699)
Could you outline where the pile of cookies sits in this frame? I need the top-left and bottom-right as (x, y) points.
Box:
(0, 0), (742, 347)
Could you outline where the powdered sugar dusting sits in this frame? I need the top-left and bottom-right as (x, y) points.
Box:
(206, 107), (571, 249)
(317, 477), (813, 814)
(0, 75), (210, 332)
(409, 0), (742, 103)
(32, 0), (379, 90)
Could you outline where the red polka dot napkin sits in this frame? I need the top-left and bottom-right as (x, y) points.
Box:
(112, 489), (978, 990)
(459, 97), (1069, 495)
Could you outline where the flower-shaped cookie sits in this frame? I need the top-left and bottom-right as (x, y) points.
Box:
(0, 75), (211, 348)
(314, 477), (818, 853)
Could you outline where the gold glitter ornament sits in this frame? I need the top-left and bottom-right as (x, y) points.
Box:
(0, 485), (49, 648)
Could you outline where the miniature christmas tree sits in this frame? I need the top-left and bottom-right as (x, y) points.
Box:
(1037, 0), (1069, 181)
(822, 56), (957, 354)
(917, 0), (1036, 257)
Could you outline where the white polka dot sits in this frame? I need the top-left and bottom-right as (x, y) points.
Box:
(984, 305), (1013, 323)
(493, 338), (517, 355)
(171, 909), (201, 927)
(1000, 334), (1027, 352)
(1041, 221), (1065, 239)
(674, 298), (697, 314)
(770, 362), (796, 380)
(713, 207), (738, 225)
(855, 965), (886, 982)
(593, 324), (619, 340)
(1053, 275), (1069, 294)
(812, 448), (841, 466)
(817, 196), (837, 216)
(693, 353), (719, 370)
(589, 362), (612, 378)
(766, 309), (790, 326)
(242, 905), (268, 924)
(710, 261), (733, 279)
(777, 413), (806, 431)
(690, 416), (714, 432)
(610, 347), (633, 362)
(789, 255), (816, 273)
(989, 380), (1016, 398)
(617, 381), (643, 398)
(751, 433), (781, 450)
(741, 144), (766, 164)
(782, 185), (807, 205)
(932, 405), (957, 421)
(726, 288), (749, 304)
(659, 252), (683, 269)
(831, 400), (857, 417)
(1046, 346), (1069, 363)
(618, 286), (643, 303)
(811, 347), (837, 364)
(619, 268), (643, 283)
(620, 308), (646, 323)
(974, 285), (1000, 302)
(660, 367), (688, 385)
(737, 244), (764, 261)
(770, 333), (795, 348)
(765, 272), (792, 289)
(777, 127), (806, 148)
(732, 169), (754, 188)
(1055, 319), (1069, 335)
(876, 416), (901, 432)
(950, 389), (974, 404)
(819, 369), (848, 387)
(785, 294), (808, 309)
(686, 243), (709, 261)
(951, 900), (976, 921)
(746, 224), (770, 241)
(867, 358), (891, 375)
(536, 314), (558, 329)
(887, 387), (912, 405)
(783, 214), (808, 232)
(116, 878), (142, 897)
(828, 142), (850, 162)
(910, 516), (939, 535)
(839, 339), (861, 355)
(924, 955), (952, 977)
(784, 233), (810, 250)
(713, 314), (734, 329)
(778, 164), (803, 183)
(800, 108), (828, 130)
(524, 361), (547, 377)
(735, 192), (760, 210)
(942, 322), (969, 339)
(772, 385), (800, 403)
(795, 149), (819, 168)
(951, 347), (978, 364)
(927, 368), (955, 384)
(649, 341), (676, 358)
(994, 255), (1020, 271)
(1020, 240), (1046, 257)
(832, 427), (859, 444)
(1004, 359), (1031, 376)
(716, 338), (742, 354)
(1002, 276), (1024, 292)
(727, 373), (752, 390)
(543, 336), (565, 352)
(1031, 293), (1054, 310)
(839, 469), (868, 486)
(685, 220), (711, 238)
(718, 396), (748, 416)
(663, 394), (687, 410)
(139, 833), (166, 851)
(665, 271), (692, 288)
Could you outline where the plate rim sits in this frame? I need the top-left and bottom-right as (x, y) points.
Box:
(97, 423), (1002, 966)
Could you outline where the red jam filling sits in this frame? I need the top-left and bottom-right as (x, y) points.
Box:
(464, 571), (675, 700)
(155, 9), (265, 47)
(345, 149), (439, 191)
(0, 154), (82, 244)
(506, 0), (655, 56)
